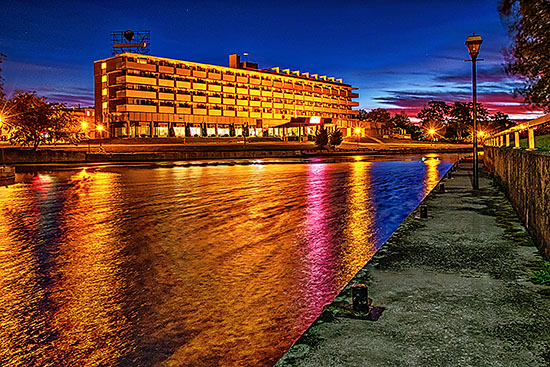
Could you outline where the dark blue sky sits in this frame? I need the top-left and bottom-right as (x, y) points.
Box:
(0, 0), (543, 120)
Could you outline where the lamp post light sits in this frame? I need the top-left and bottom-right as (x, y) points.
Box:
(355, 127), (361, 149)
(466, 33), (482, 190)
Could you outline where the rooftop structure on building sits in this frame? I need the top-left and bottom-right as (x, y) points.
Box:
(94, 53), (359, 138)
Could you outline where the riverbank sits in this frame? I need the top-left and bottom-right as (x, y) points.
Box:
(276, 160), (550, 366)
(0, 140), (471, 164)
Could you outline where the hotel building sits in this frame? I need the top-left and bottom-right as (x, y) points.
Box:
(94, 53), (359, 138)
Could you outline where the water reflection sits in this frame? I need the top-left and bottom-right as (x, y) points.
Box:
(0, 155), (454, 366)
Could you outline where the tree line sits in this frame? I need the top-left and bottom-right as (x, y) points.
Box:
(357, 102), (513, 142)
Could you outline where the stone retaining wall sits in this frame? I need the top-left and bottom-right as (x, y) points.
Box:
(484, 146), (550, 259)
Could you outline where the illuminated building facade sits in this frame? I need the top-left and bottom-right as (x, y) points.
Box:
(94, 53), (359, 137)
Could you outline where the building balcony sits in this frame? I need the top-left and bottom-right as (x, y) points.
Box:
(249, 100), (261, 107)
(262, 102), (272, 108)
(223, 74), (236, 82)
(193, 82), (207, 90)
(176, 94), (191, 102)
(209, 96), (222, 104)
(249, 89), (260, 96)
(159, 79), (174, 87)
(273, 92), (283, 98)
(117, 104), (157, 113)
(237, 111), (249, 117)
(262, 112), (273, 118)
(125, 61), (156, 72)
(273, 81), (283, 88)
(177, 107), (192, 114)
(208, 72), (222, 80)
(117, 75), (157, 86)
(261, 90), (272, 97)
(283, 93), (294, 99)
(250, 112), (261, 118)
(159, 93), (174, 100)
(223, 86), (235, 93)
(159, 65), (174, 74)
(193, 95), (207, 103)
(209, 109), (222, 116)
(223, 110), (236, 117)
(194, 108), (207, 115)
(237, 76), (248, 83)
(177, 81), (191, 89)
(116, 89), (156, 99)
(236, 88), (248, 95)
(284, 83), (293, 89)
(261, 79), (271, 86)
(159, 106), (174, 114)
(176, 68), (191, 76)
(237, 99), (248, 106)
(250, 77), (261, 85)
(193, 70), (207, 78)
(274, 103), (284, 109)
(223, 98), (236, 105)
(208, 84), (222, 92)
(350, 92), (359, 98)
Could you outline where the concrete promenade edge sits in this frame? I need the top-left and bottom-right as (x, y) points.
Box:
(276, 161), (550, 366)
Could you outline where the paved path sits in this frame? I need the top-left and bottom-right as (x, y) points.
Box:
(277, 161), (550, 366)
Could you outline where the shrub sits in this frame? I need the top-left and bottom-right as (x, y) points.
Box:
(534, 261), (550, 284)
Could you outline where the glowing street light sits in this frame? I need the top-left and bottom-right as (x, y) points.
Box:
(466, 33), (483, 190)
(355, 127), (361, 149)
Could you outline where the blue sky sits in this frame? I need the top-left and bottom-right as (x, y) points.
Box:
(0, 0), (543, 120)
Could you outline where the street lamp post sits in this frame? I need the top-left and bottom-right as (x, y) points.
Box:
(466, 33), (482, 190)
(355, 128), (361, 149)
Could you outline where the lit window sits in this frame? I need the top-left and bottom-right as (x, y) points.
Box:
(102, 102), (107, 109)
(102, 75), (107, 82)
(101, 62), (106, 69)
(86, 111), (90, 116)
(102, 88), (107, 96)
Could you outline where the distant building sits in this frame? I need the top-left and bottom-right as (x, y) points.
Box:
(94, 53), (359, 138)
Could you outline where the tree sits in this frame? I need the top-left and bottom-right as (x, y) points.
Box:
(242, 122), (249, 137)
(417, 101), (450, 130)
(0, 53), (5, 102)
(357, 109), (368, 121)
(365, 108), (392, 129)
(446, 102), (489, 141)
(499, 0), (550, 111)
(2, 91), (81, 150)
(487, 112), (514, 133)
(391, 111), (418, 134)
(329, 129), (343, 147)
(315, 126), (328, 148)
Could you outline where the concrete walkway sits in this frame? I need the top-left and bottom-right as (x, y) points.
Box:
(276, 161), (550, 366)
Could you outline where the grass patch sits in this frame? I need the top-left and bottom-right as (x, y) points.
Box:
(533, 261), (550, 284)
(519, 134), (550, 151)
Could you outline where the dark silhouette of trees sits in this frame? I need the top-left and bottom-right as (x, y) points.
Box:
(315, 126), (329, 147)
(2, 91), (81, 150)
(329, 129), (343, 147)
(499, 0), (550, 111)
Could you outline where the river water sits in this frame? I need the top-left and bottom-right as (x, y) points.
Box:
(0, 154), (454, 366)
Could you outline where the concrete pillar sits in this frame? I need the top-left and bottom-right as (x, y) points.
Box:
(528, 128), (535, 150)
(506, 134), (510, 147)
(499, 135), (503, 147)
(514, 131), (520, 149)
